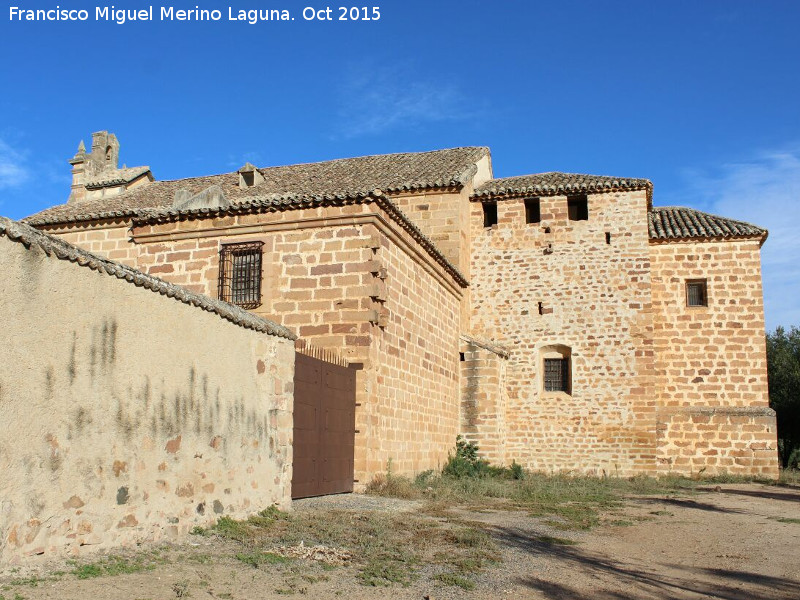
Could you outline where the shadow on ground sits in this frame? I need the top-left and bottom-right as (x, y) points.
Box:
(696, 487), (800, 503)
(489, 524), (800, 600)
(638, 497), (747, 514)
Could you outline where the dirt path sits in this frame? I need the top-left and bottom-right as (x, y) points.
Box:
(2, 483), (798, 600)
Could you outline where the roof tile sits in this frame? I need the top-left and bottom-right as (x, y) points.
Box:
(648, 206), (766, 242)
(472, 172), (652, 199)
(26, 147), (488, 226)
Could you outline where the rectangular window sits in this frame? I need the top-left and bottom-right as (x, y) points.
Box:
(483, 202), (498, 228)
(568, 195), (589, 221)
(686, 279), (708, 307)
(544, 358), (570, 393)
(218, 241), (264, 309)
(525, 198), (541, 224)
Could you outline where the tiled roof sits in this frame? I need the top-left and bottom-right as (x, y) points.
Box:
(0, 216), (296, 339)
(472, 172), (652, 199)
(84, 166), (152, 189)
(25, 147), (489, 226)
(648, 206), (767, 242)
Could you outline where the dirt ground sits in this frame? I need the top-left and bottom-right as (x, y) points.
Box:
(2, 483), (798, 600)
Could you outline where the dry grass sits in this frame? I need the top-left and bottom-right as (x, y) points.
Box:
(189, 504), (500, 589)
(366, 467), (796, 531)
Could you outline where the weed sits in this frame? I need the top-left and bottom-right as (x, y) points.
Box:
(775, 517), (800, 524)
(7, 576), (45, 588)
(235, 551), (291, 567)
(71, 555), (156, 579)
(171, 581), (189, 598)
(357, 560), (415, 587)
(434, 572), (475, 590)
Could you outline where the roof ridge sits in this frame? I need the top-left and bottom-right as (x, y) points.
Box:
(0, 216), (296, 339)
(256, 146), (489, 173)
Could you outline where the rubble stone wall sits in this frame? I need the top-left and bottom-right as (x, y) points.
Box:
(469, 190), (657, 475)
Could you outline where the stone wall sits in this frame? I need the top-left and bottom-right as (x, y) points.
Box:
(0, 220), (295, 563)
(42, 202), (465, 484)
(363, 218), (462, 476)
(459, 337), (509, 466)
(469, 190), (657, 474)
(650, 238), (778, 476)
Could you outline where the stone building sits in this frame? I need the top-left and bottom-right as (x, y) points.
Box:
(24, 131), (779, 483)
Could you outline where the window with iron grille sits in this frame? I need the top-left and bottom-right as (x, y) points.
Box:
(544, 358), (570, 393)
(218, 241), (264, 309)
(686, 279), (708, 307)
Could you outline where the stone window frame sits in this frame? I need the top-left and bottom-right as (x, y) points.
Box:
(540, 344), (572, 396)
(685, 278), (709, 308)
(218, 241), (264, 309)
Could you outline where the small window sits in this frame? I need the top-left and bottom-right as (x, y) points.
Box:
(686, 279), (708, 307)
(568, 195), (588, 221)
(218, 241), (264, 309)
(483, 202), (498, 228)
(544, 358), (570, 393)
(525, 198), (541, 224)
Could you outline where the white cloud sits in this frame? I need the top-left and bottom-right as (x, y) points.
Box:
(673, 147), (800, 330)
(0, 138), (30, 190)
(334, 65), (478, 139)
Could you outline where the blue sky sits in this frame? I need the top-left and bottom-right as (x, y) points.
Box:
(0, 1), (798, 328)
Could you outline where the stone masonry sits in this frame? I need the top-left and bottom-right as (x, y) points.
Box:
(19, 132), (780, 483)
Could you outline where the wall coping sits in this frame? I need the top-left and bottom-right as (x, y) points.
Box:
(0, 216), (295, 339)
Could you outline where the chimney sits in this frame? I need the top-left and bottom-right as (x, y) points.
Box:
(68, 140), (87, 203)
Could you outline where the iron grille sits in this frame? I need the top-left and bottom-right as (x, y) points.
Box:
(218, 241), (264, 309)
(686, 280), (707, 307)
(544, 358), (570, 393)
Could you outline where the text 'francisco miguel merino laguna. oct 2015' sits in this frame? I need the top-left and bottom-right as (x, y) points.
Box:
(8, 5), (383, 25)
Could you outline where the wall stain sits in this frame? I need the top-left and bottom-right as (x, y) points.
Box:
(68, 333), (77, 384)
(44, 366), (55, 400)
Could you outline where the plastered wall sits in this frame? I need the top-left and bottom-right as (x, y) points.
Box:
(0, 228), (294, 563)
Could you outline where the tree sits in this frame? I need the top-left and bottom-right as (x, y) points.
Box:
(766, 326), (800, 467)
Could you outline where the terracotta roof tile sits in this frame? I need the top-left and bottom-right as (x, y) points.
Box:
(26, 147), (489, 226)
(472, 172), (652, 199)
(0, 216), (295, 339)
(648, 206), (767, 242)
(84, 166), (152, 189)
